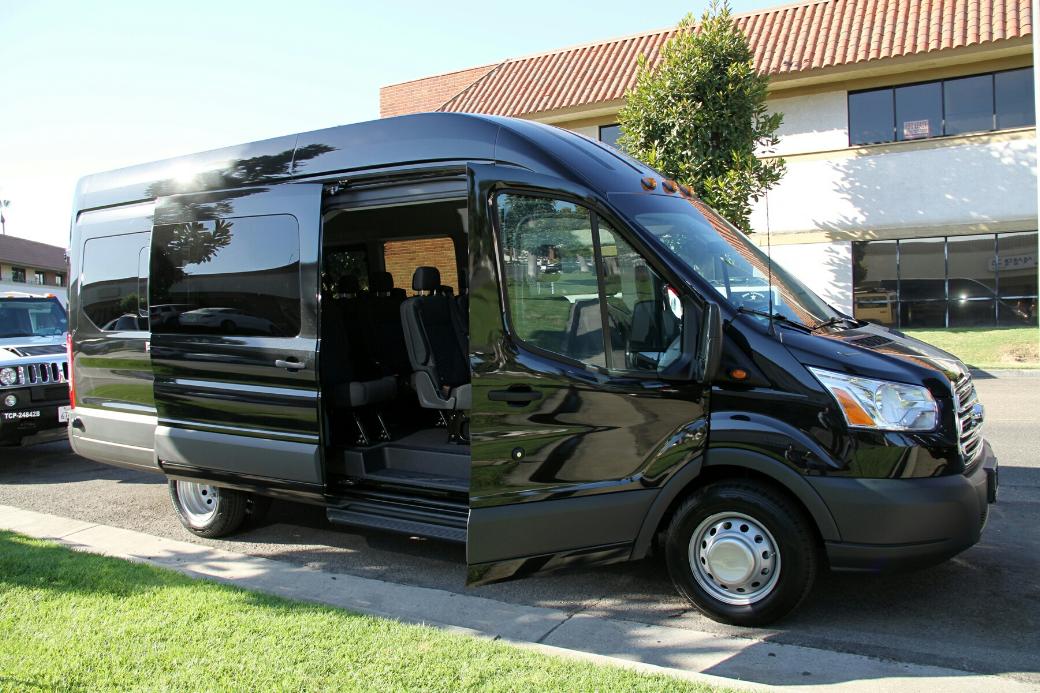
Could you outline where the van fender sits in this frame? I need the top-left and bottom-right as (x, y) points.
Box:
(630, 447), (841, 560)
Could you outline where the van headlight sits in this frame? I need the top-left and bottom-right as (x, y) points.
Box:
(0, 367), (18, 387)
(808, 368), (938, 432)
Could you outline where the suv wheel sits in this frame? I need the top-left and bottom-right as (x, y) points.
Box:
(664, 480), (818, 626)
(169, 480), (248, 538)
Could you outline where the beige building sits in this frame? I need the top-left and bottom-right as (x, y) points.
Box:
(382, 0), (1037, 329)
(0, 235), (67, 304)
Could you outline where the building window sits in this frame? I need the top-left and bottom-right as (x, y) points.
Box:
(599, 124), (621, 149)
(54, 274), (65, 287)
(32, 271), (45, 285)
(11, 267), (26, 283)
(853, 231), (1038, 328)
(848, 67), (1035, 146)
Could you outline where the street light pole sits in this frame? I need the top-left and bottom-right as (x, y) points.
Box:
(0, 200), (9, 235)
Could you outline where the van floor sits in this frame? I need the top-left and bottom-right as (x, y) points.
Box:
(332, 427), (469, 495)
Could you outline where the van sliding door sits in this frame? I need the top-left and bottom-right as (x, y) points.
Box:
(149, 185), (324, 487)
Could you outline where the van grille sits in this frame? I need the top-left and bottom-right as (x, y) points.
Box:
(953, 373), (983, 467)
(21, 361), (68, 385)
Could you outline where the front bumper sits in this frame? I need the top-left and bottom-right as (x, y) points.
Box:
(810, 440), (998, 572)
(0, 399), (70, 444)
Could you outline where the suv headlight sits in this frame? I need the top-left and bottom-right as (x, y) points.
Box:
(0, 367), (18, 387)
(808, 368), (938, 432)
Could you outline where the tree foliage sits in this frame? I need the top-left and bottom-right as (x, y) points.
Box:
(617, 0), (785, 232)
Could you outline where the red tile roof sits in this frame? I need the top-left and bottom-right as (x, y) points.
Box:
(380, 64), (500, 118)
(381, 0), (1032, 119)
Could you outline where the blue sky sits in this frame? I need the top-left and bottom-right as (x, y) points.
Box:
(0, 0), (778, 248)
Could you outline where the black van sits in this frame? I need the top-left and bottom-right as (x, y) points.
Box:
(67, 113), (997, 625)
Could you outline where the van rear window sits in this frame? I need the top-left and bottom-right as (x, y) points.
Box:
(81, 232), (150, 332)
(150, 215), (301, 337)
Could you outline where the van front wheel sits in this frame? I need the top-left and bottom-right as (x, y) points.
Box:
(169, 480), (248, 538)
(664, 480), (818, 626)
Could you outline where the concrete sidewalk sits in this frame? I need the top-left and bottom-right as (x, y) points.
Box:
(0, 504), (1032, 692)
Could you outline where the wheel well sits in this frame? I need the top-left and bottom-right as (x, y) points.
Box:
(649, 464), (825, 556)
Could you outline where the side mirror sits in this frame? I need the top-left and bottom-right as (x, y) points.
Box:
(658, 296), (721, 383)
(695, 301), (723, 384)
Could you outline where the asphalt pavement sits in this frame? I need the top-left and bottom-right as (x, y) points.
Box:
(1, 376), (1037, 685)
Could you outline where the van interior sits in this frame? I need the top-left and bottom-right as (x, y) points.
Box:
(319, 193), (470, 506)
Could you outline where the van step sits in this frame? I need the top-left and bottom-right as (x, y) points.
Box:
(327, 497), (467, 543)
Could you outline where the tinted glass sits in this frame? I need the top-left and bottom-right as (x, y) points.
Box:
(901, 300), (946, 328)
(896, 82), (942, 140)
(947, 234), (996, 298)
(323, 246), (369, 295)
(995, 68), (1036, 129)
(151, 216), (301, 337)
(852, 240), (898, 326)
(599, 124), (621, 149)
(948, 298), (995, 327)
(611, 194), (840, 328)
(897, 237), (945, 301)
(0, 298), (67, 338)
(11, 267), (26, 283)
(997, 231), (1038, 325)
(944, 75), (994, 135)
(81, 232), (150, 331)
(598, 224), (683, 371)
(497, 194), (604, 367)
(849, 90), (895, 144)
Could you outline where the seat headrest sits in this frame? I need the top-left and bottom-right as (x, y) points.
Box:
(437, 285), (454, 296)
(412, 266), (441, 292)
(369, 271), (394, 293)
(336, 275), (360, 296)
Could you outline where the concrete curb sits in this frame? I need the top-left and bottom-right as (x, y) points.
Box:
(0, 505), (1032, 693)
(970, 368), (1040, 378)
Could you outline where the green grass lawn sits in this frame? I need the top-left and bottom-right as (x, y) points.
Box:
(903, 326), (1040, 370)
(0, 531), (723, 692)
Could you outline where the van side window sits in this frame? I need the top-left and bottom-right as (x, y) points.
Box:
(497, 195), (605, 367)
(384, 237), (458, 294)
(150, 215), (301, 337)
(81, 232), (150, 332)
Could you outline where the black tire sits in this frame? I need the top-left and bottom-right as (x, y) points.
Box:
(168, 480), (248, 538)
(664, 480), (818, 626)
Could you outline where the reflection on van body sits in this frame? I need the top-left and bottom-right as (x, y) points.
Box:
(68, 113), (997, 626)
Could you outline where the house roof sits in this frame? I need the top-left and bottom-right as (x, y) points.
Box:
(0, 235), (66, 272)
(381, 0), (1033, 119)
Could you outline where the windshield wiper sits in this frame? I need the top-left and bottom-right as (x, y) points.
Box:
(811, 316), (858, 332)
(735, 307), (813, 332)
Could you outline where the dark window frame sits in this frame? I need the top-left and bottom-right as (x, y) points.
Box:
(11, 267), (26, 283)
(598, 123), (622, 149)
(848, 66), (1035, 147)
(492, 189), (684, 376)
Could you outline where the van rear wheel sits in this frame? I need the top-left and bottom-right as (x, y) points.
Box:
(664, 480), (818, 626)
(169, 480), (248, 538)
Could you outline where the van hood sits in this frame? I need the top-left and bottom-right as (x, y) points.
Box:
(779, 322), (966, 395)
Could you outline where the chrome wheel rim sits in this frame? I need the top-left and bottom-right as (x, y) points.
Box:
(689, 511), (781, 606)
(177, 481), (219, 526)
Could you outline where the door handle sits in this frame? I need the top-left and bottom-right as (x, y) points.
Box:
(488, 387), (543, 404)
(275, 359), (303, 372)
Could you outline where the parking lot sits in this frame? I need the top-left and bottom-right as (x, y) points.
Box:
(1, 375), (1037, 685)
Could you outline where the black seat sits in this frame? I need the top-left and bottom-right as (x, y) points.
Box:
(364, 271), (411, 377)
(320, 294), (395, 409)
(400, 266), (470, 410)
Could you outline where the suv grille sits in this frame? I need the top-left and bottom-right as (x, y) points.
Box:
(953, 373), (983, 466)
(20, 361), (68, 385)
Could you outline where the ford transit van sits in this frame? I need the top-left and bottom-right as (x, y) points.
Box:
(68, 113), (997, 625)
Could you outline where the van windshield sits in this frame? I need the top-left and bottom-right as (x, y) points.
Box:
(0, 298), (68, 338)
(610, 193), (841, 329)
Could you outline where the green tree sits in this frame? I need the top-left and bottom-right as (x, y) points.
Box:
(617, 0), (784, 232)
